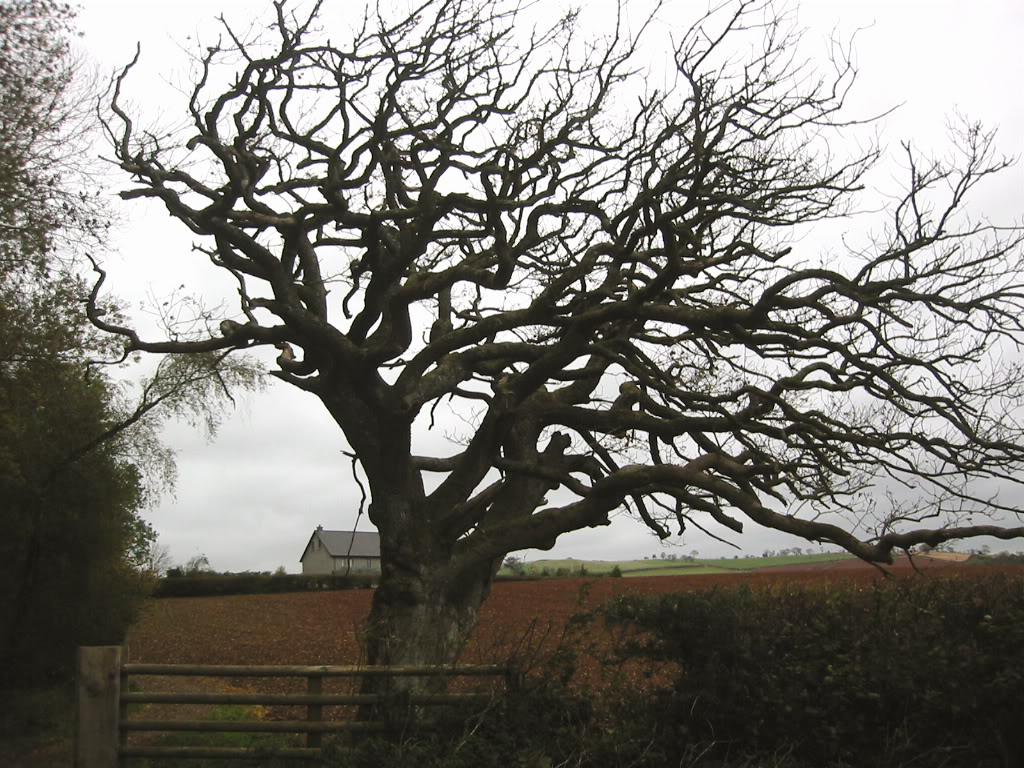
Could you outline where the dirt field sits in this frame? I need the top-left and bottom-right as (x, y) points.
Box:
(126, 554), (979, 673)
(121, 555), (1020, 705)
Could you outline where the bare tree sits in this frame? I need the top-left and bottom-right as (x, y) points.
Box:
(143, 539), (174, 577)
(93, 0), (1024, 686)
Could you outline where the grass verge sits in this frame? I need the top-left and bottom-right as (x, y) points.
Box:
(124, 704), (301, 768)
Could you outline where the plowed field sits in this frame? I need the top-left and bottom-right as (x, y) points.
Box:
(127, 555), (996, 677)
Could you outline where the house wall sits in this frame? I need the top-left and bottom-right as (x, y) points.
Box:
(300, 544), (335, 575)
(301, 547), (381, 575)
(333, 556), (380, 573)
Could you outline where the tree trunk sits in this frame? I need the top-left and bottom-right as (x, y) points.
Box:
(358, 545), (497, 723)
(324, 394), (503, 721)
(2, 499), (44, 682)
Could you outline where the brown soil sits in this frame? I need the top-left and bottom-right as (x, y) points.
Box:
(125, 559), (1014, 690)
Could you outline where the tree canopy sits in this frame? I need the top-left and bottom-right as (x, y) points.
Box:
(0, 0), (105, 269)
(0, 0), (262, 684)
(92, 0), (1024, 670)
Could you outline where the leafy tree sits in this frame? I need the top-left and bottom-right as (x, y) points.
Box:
(0, 333), (150, 682)
(0, 0), (102, 270)
(94, 0), (1024, 689)
(124, 515), (158, 571)
(0, 275), (259, 683)
(0, 0), (261, 685)
(502, 555), (525, 575)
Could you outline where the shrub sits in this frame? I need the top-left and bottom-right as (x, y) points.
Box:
(320, 685), (593, 768)
(0, 682), (74, 752)
(599, 573), (1024, 766)
(968, 552), (1024, 566)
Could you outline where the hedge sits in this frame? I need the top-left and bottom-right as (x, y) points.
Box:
(151, 571), (376, 598)
(599, 571), (1024, 767)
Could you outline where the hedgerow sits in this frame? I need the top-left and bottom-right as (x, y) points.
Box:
(151, 571), (376, 597)
(599, 572), (1024, 766)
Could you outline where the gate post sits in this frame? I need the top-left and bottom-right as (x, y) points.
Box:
(75, 646), (121, 768)
(306, 672), (324, 748)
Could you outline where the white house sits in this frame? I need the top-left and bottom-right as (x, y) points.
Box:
(300, 526), (381, 575)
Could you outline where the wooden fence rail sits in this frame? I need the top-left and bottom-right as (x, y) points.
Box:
(75, 646), (518, 767)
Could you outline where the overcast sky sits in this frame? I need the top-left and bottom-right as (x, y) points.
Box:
(73, 1), (1024, 572)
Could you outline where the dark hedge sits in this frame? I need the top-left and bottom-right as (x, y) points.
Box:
(151, 571), (376, 597)
(599, 571), (1024, 767)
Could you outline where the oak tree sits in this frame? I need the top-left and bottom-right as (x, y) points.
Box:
(94, 0), (1024, 681)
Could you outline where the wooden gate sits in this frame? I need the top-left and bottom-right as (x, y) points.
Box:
(75, 646), (518, 766)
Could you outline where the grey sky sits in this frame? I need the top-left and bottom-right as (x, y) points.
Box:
(74, 1), (1024, 572)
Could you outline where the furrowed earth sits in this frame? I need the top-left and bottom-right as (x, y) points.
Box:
(126, 554), (983, 695)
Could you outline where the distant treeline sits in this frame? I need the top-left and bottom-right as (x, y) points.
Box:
(969, 551), (1024, 565)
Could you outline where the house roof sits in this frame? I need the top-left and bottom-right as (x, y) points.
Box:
(304, 529), (381, 559)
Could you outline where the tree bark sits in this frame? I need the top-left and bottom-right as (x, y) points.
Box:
(358, 527), (497, 723)
(365, 564), (489, 670)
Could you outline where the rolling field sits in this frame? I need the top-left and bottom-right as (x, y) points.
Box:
(510, 551), (856, 577)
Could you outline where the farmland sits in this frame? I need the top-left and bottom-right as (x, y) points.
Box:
(126, 553), (969, 671)
(11, 556), (1022, 768)
(511, 551), (858, 577)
